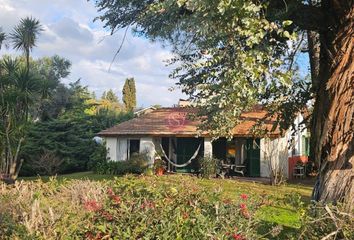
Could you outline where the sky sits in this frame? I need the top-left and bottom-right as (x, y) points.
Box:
(0, 0), (186, 107)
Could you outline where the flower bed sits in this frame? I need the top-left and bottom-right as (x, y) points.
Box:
(0, 176), (264, 239)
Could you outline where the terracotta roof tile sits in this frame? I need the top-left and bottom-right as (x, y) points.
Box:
(98, 107), (281, 137)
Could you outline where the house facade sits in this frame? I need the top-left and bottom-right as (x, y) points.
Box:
(98, 105), (309, 179)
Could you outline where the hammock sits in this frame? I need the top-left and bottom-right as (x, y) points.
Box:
(159, 143), (201, 168)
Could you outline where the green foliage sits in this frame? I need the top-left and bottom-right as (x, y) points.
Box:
(0, 213), (33, 239)
(101, 89), (119, 103)
(93, 0), (309, 136)
(153, 157), (166, 171)
(0, 176), (267, 239)
(82, 177), (261, 239)
(95, 153), (149, 175)
(122, 77), (136, 112)
(283, 192), (305, 210)
(0, 27), (6, 50)
(299, 204), (354, 240)
(199, 156), (218, 179)
(10, 16), (42, 66)
(20, 111), (132, 176)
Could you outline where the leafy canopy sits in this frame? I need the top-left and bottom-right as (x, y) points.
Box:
(94, 0), (310, 136)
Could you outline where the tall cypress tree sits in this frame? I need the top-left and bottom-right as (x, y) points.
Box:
(122, 77), (136, 112)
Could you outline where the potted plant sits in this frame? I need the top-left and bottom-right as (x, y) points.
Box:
(153, 157), (166, 176)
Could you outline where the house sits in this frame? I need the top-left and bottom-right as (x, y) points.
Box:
(98, 102), (309, 179)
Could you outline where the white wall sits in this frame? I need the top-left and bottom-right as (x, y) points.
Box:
(204, 138), (213, 158)
(105, 137), (118, 162)
(260, 136), (289, 178)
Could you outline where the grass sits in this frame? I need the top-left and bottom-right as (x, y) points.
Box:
(19, 171), (116, 182)
(19, 171), (313, 237)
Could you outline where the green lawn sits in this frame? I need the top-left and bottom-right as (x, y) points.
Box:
(19, 172), (313, 237)
(19, 171), (116, 181)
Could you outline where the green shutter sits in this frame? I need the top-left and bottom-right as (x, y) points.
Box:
(245, 139), (260, 177)
(302, 136), (310, 156)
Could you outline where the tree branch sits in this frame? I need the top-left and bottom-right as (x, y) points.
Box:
(267, 1), (328, 31)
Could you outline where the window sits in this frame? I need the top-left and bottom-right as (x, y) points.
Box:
(128, 139), (140, 157)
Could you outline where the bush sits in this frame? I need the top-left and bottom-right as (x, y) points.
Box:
(80, 177), (261, 239)
(88, 143), (108, 173)
(20, 112), (134, 176)
(299, 203), (354, 240)
(0, 176), (264, 239)
(96, 152), (149, 175)
(0, 213), (33, 239)
(0, 179), (106, 239)
(199, 156), (218, 179)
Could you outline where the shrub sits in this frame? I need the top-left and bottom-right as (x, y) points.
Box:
(96, 152), (149, 175)
(31, 151), (64, 176)
(298, 203), (354, 240)
(199, 156), (218, 179)
(0, 179), (106, 239)
(0, 213), (33, 239)
(153, 157), (166, 171)
(88, 143), (108, 173)
(79, 177), (262, 239)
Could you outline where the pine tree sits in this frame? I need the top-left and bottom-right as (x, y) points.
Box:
(122, 78), (136, 112)
(102, 89), (119, 103)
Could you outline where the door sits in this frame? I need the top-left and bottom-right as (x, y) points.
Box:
(245, 138), (260, 177)
(176, 138), (202, 173)
(212, 138), (227, 161)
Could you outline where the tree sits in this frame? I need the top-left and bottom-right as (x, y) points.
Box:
(0, 27), (6, 50)
(93, 1), (353, 208)
(10, 17), (42, 74)
(10, 17), (42, 121)
(31, 55), (72, 120)
(102, 89), (119, 103)
(0, 17), (43, 181)
(122, 77), (137, 112)
(0, 57), (41, 180)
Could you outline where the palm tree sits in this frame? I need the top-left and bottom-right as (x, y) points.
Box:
(10, 17), (42, 73)
(10, 17), (42, 120)
(0, 27), (6, 51)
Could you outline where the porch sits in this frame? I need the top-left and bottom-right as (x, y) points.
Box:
(159, 136), (262, 177)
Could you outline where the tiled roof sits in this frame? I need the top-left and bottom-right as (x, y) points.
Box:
(98, 107), (281, 137)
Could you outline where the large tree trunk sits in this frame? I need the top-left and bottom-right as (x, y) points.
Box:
(311, 1), (354, 210)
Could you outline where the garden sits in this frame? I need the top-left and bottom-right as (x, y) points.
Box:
(1, 173), (352, 239)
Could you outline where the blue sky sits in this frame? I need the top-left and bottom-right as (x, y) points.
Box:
(0, 0), (186, 107)
(0, 0), (309, 107)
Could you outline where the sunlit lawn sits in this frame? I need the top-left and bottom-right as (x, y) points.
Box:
(19, 172), (313, 238)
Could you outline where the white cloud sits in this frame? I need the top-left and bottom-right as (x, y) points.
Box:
(0, 0), (186, 106)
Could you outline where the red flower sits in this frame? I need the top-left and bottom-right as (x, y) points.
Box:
(101, 211), (113, 221)
(84, 200), (102, 212)
(239, 203), (247, 210)
(107, 188), (121, 205)
(107, 188), (114, 195)
(240, 194), (248, 200)
(111, 195), (121, 204)
(232, 233), (244, 240)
